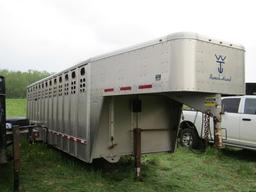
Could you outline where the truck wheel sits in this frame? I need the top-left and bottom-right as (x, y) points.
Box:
(179, 128), (199, 149)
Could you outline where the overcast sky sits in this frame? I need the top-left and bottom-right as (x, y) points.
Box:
(0, 0), (255, 82)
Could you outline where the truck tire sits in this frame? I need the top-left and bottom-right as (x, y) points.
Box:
(179, 128), (199, 149)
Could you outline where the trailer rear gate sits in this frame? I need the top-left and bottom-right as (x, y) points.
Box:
(27, 32), (245, 170)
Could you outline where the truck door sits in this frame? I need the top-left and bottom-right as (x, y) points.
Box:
(221, 98), (241, 144)
(239, 98), (256, 145)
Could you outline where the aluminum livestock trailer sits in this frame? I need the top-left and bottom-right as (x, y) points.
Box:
(27, 32), (245, 177)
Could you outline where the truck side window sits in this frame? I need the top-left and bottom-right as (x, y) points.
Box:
(244, 99), (256, 115)
(222, 98), (240, 113)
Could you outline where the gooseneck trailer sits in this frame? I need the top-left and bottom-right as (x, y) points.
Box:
(27, 32), (245, 178)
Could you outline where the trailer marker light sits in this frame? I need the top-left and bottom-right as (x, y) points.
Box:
(77, 138), (86, 144)
(138, 84), (152, 89)
(120, 86), (131, 91)
(48, 129), (87, 144)
(104, 88), (114, 92)
(70, 137), (76, 142)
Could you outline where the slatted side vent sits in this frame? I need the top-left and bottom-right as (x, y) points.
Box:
(79, 67), (86, 94)
(71, 71), (76, 95)
(44, 82), (48, 98)
(38, 84), (42, 99)
(41, 83), (45, 99)
(58, 76), (63, 96)
(48, 80), (52, 98)
(64, 73), (69, 96)
(53, 78), (58, 97)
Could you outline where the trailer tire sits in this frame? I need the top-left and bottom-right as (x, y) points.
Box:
(179, 128), (199, 149)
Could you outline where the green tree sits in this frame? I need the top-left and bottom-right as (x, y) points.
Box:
(0, 69), (52, 98)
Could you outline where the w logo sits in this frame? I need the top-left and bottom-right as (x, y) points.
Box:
(215, 54), (226, 73)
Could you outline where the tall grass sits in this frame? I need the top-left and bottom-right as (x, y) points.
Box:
(7, 143), (255, 192)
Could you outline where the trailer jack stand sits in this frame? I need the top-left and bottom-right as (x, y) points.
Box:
(133, 128), (143, 181)
(214, 112), (223, 148)
(213, 95), (224, 149)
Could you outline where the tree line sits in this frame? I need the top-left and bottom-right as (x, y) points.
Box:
(0, 69), (52, 98)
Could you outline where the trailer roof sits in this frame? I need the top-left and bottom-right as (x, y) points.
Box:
(28, 32), (245, 87)
(90, 32), (244, 62)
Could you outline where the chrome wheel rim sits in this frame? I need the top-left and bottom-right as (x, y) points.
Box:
(182, 132), (193, 147)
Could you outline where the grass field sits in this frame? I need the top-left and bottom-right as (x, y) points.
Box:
(1, 99), (256, 192)
(6, 99), (27, 117)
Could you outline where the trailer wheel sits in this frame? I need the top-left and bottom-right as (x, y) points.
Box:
(179, 128), (199, 149)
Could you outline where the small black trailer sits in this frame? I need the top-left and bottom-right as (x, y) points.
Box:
(0, 76), (38, 192)
(0, 76), (7, 164)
